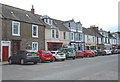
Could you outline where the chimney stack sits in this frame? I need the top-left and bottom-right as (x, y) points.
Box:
(31, 5), (35, 14)
(90, 25), (98, 31)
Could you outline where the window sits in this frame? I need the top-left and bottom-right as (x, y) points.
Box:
(49, 19), (51, 25)
(56, 30), (59, 38)
(69, 23), (70, 27)
(71, 32), (74, 41)
(32, 25), (38, 38)
(52, 30), (55, 38)
(45, 19), (48, 23)
(12, 21), (20, 36)
(87, 36), (89, 42)
(78, 33), (82, 41)
(32, 42), (38, 51)
(63, 32), (66, 39)
(105, 37), (107, 43)
(93, 37), (94, 42)
(80, 34), (83, 41)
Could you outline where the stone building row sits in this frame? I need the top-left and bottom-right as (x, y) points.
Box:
(0, 4), (120, 61)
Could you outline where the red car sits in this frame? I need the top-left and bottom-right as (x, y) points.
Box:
(38, 50), (53, 62)
(83, 50), (96, 57)
(76, 51), (85, 58)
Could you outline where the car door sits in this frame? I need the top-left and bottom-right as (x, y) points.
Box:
(11, 52), (19, 63)
(18, 51), (26, 63)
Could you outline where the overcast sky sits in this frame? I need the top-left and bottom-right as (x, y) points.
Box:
(1, 0), (119, 32)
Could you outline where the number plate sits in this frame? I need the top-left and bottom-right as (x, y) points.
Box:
(46, 58), (50, 60)
(32, 53), (37, 56)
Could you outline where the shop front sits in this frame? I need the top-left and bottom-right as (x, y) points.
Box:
(69, 42), (85, 51)
(47, 42), (63, 51)
(85, 42), (96, 50)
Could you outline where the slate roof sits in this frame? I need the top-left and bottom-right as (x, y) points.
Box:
(2, 3), (44, 25)
(53, 19), (70, 32)
(83, 27), (94, 36)
(64, 19), (74, 23)
(83, 27), (103, 37)
(35, 14), (70, 31)
(88, 27), (103, 38)
(35, 14), (51, 29)
(109, 32), (117, 39)
(108, 33), (116, 39)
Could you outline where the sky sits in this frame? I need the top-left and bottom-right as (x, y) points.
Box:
(1, 0), (119, 32)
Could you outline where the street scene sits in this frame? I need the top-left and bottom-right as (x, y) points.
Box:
(2, 54), (118, 80)
(0, 0), (120, 81)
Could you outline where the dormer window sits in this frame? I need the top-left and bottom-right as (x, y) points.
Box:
(48, 19), (52, 25)
(44, 18), (52, 25)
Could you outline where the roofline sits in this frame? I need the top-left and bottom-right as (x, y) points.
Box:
(2, 17), (45, 26)
(1, 3), (31, 13)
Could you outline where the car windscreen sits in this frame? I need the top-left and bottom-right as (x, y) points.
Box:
(42, 51), (51, 54)
(51, 52), (55, 54)
(57, 52), (62, 54)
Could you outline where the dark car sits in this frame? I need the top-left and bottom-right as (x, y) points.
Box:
(60, 47), (76, 60)
(8, 50), (39, 65)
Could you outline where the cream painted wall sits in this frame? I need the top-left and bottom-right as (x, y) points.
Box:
(45, 29), (70, 50)
(60, 31), (70, 45)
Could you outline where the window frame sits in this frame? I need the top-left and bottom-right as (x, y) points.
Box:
(32, 25), (38, 38)
(56, 30), (59, 38)
(12, 21), (20, 36)
(32, 42), (38, 51)
(51, 29), (55, 38)
(71, 32), (74, 41)
(63, 32), (66, 39)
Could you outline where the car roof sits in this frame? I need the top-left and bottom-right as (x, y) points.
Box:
(26, 50), (37, 52)
(51, 51), (60, 52)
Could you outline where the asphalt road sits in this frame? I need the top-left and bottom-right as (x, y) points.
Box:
(2, 54), (118, 80)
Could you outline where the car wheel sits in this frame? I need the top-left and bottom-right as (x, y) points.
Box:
(53, 57), (56, 61)
(39, 59), (42, 63)
(8, 59), (12, 64)
(20, 59), (25, 65)
(62, 59), (65, 61)
(73, 57), (75, 60)
(34, 62), (37, 64)
(87, 55), (90, 57)
(50, 60), (53, 62)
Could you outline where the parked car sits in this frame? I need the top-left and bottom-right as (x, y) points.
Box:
(83, 50), (96, 57)
(111, 49), (118, 54)
(112, 49), (120, 54)
(76, 51), (85, 58)
(91, 50), (97, 56)
(60, 47), (76, 60)
(8, 50), (39, 65)
(95, 49), (103, 56)
(118, 49), (120, 54)
(38, 50), (53, 62)
(51, 51), (66, 61)
(102, 50), (112, 55)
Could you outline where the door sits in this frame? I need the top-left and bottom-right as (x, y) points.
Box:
(2, 46), (9, 61)
(12, 40), (20, 53)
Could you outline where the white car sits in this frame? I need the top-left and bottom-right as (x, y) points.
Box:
(51, 51), (66, 61)
(103, 50), (112, 55)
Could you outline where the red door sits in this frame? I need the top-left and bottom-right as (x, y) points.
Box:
(2, 46), (9, 61)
